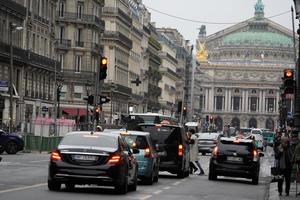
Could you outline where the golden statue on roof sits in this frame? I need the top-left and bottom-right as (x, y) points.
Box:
(196, 40), (208, 62)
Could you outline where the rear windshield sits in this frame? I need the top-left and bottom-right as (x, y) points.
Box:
(219, 140), (254, 154)
(252, 130), (262, 135)
(262, 132), (274, 138)
(60, 134), (118, 148)
(122, 135), (149, 149)
(139, 125), (182, 145)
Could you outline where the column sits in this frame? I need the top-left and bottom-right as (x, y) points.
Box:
(228, 89), (232, 112)
(225, 89), (228, 111)
(259, 90), (263, 113)
(205, 88), (209, 112)
(245, 90), (249, 112)
(262, 90), (266, 113)
(276, 91), (280, 113)
(209, 87), (214, 111)
(242, 89), (245, 112)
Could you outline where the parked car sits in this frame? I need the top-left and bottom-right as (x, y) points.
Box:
(0, 130), (24, 154)
(48, 131), (138, 194)
(197, 132), (221, 155)
(119, 131), (160, 185)
(135, 124), (190, 178)
(208, 137), (264, 185)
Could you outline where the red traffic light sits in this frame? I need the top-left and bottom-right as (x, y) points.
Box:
(284, 69), (294, 79)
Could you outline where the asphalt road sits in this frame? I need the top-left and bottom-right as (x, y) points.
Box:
(0, 149), (274, 200)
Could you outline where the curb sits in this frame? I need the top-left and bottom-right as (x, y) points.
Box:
(268, 182), (280, 200)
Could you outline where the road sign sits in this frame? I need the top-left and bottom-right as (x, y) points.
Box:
(0, 80), (8, 92)
(42, 106), (49, 112)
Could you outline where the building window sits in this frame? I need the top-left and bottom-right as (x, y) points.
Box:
(251, 89), (256, 94)
(74, 93), (82, 99)
(199, 95), (205, 109)
(215, 96), (223, 110)
(77, 2), (84, 19)
(59, 26), (64, 40)
(266, 98), (275, 112)
(32, 33), (35, 51)
(76, 28), (83, 47)
(233, 96), (240, 111)
(59, 1), (65, 17)
(269, 90), (274, 94)
(250, 97), (258, 112)
(234, 89), (239, 93)
(75, 55), (81, 73)
(217, 88), (222, 93)
(59, 54), (64, 71)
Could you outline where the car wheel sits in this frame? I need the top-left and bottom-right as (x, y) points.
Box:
(252, 172), (259, 185)
(48, 180), (61, 191)
(177, 170), (185, 178)
(115, 174), (128, 194)
(5, 141), (18, 154)
(144, 171), (154, 185)
(65, 183), (75, 191)
(208, 164), (217, 180)
(184, 170), (190, 177)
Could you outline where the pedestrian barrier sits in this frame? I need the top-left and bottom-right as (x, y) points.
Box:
(23, 134), (63, 152)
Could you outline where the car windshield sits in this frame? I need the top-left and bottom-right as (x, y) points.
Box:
(122, 135), (149, 149)
(139, 125), (181, 145)
(219, 140), (254, 154)
(198, 133), (219, 140)
(60, 133), (118, 148)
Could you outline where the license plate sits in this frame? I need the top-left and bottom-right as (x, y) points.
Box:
(227, 156), (242, 162)
(73, 155), (97, 161)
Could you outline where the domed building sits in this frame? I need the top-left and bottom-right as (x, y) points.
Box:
(196, 0), (295, 131)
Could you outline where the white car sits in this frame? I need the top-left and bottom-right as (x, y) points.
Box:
(251, 128), (262, 135)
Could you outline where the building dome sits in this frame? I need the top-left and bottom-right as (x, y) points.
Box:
(223, 31), (293, 47)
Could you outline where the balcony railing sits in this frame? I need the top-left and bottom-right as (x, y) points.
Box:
(102, 31), (132, 49)
(102, 7), (132, 25)
(75, 41), (84, 47)
(61, 69), (96, 80)
(56, 12), (105, 30)
(55, 39), (71, 49)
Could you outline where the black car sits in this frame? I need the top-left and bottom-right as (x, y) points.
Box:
(48, 131), (139, 194)
(135, 124), (190, 178)
(208, 137), (264, 185)
(0, 130), (24, 154)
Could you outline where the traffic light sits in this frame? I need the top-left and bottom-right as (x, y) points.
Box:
(87, 95), (94, 105)
(99, 96), (110, 104)
(99, 56), (108, 80)
(183, 106), (187, 116)
(283, 69), (294, 95)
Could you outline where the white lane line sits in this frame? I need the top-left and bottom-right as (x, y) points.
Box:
(29, 160), (49, 163)
(162, 186), (171, 190)
(153, 190), (163, 194)
(139, 195), (152, 200)
(0, 183), (47, 194)
(0, 162), (12, 165)
(172, 181), (181, 186)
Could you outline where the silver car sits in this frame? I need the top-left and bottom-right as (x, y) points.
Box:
(197, 132), (221, 155)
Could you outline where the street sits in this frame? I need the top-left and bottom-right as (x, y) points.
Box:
(0, 148), (274, 200)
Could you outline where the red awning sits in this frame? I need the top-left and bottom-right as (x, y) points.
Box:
(62, 108), (87, 116)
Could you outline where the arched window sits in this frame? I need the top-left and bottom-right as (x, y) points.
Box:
(249, 118), (257, 128)
(231, 117), (240, 130)
(266, 118), (274, 131)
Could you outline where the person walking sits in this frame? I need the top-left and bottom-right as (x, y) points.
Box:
(275, 136), (293, 196)
(188, 129), (205, 175)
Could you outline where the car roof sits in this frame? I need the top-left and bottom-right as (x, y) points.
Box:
(138, 123), (182, 128)
(105, 130), (150, 136)
(65, 131), (120, 138)
(220, 137), (254, 143)
(130, 112), (171, 117)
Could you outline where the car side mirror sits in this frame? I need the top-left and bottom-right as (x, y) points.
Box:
(132, 148), (140, 154)
(259, 152), (264, 157)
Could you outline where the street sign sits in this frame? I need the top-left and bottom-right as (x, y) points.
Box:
(0, 80), (9, 92)
(42, 106), (49, 112)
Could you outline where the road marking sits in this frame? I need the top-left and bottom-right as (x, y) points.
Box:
(139, 195), (152, 200)
(162, 186), (171, 190)
(173, 181), (181, 186)
(153, 190), (162, 194)
(29, 160), (49, 163)
(0, 162), (11, 165)
(0, 183), (46, 194)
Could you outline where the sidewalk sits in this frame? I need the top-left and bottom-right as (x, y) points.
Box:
(269, 181), (299, 200)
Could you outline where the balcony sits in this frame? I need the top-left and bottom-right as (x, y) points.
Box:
(102, 7), (132, 26)
(102, 31), (132, 49)
(56, 12), (105, 31)
(75, 41), (84, 47)
(0, 41), (58, 72)
(55, 39), (71, 49)
(61, 69), (96, 80)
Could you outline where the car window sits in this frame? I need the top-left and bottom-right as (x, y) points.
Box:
(139, 125), (181, 145)
(219, 140), (254, 154)
(262, 132), (274, 138)
(60, 134), (118, 148)
(122, 135), (148, 149)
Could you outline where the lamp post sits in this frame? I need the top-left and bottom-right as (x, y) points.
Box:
(293, 0), (300, 132)
(9, 23), (22, 133)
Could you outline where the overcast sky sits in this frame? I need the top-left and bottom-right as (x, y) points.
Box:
(142, 0), (296, 45)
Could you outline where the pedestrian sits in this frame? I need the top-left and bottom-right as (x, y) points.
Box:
(96, 125), (103, 132)
(275, 136), (293, 196)
(188, 129), (205, 175)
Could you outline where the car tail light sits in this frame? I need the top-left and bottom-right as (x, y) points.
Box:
(50, 151), (61, 161)
(178, 144), (183, 157)
(144, 148), (153, 158)
(107, 155), (121, 165)
(253, 150), (258, 161)
(212, 146), (219, 157)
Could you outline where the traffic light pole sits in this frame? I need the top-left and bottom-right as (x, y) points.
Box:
(294, 24), (300, 132)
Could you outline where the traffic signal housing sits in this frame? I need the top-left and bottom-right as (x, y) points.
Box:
(99, 56), (108, 80)
(283, 69), (294, 95)
(183, 106), (187, 117)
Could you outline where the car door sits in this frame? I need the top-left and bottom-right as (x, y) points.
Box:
(121, 137), (136, 182)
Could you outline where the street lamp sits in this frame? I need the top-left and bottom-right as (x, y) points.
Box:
(9, 22), (22, 133)
(293, 0), (300, 133)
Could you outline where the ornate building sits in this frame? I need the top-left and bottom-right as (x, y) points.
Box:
(196, 0), (295, 131)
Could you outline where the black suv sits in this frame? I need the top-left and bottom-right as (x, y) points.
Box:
(208, 137), (263, 185)
(135, 124), (190, 178)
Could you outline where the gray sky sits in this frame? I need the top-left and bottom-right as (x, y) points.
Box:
(142, 0), (296, 45)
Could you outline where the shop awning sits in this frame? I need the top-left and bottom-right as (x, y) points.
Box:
(62, 108), (87, 116)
